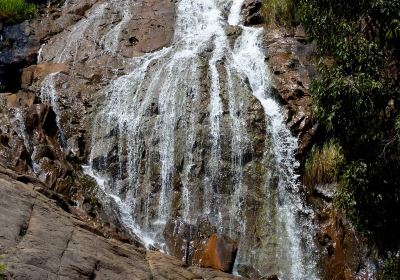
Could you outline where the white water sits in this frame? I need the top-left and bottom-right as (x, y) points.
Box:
(37, 44), (45, 64)
(77, 0), (320, 278)
(40, 72), (66, 145)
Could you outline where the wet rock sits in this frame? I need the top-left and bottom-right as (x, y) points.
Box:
(20, 63), (68, 89)
(242, 0), (265, 26)
(163, 218), (197, 264)
(0, 164), (152, 280)
(225, 26), (242, 48)
(263, 27), (317, 157)
(307, 181), (376, 279)
(1, 164), (243, 280)
(194, 234), (238, 273)
(164, 217), (217, 266)
(146, 251), (244, 280)
(164, 217), (240, 273)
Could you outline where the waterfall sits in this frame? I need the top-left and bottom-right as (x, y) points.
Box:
(40, 72), (66, 146)
(84, 0), (319, 278)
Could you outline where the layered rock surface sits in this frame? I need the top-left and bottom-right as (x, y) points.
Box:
(0, 164), (244, 280)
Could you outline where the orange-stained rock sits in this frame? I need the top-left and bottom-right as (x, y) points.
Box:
(4, 92), (36, 107)
(33, 63), (68, 81)
(196, 234), (238, 273)
(21, 63), (68, 89)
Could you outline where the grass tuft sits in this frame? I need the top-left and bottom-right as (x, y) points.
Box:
(261, 0), (296, 27)
(0, 0), (37, 24)
(304, 140), (345, 188)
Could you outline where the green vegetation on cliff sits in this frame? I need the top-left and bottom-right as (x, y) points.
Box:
(304, 140), (344, 189)
(296, 0), (400, 255)
(0, 0), (37, 24)
(261, 0), (296, 26)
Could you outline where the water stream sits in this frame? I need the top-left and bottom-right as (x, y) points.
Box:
(78, 0), (319, 278)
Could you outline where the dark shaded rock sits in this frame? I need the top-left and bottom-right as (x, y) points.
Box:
(146, 251), (244, 280)
(163, 218), (197, 264)
(310, 194), (375, 280)
(242, 0), (265, 26)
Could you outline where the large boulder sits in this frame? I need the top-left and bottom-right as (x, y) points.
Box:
(163, 218), (238, 274)
(194, 234), (238, 273)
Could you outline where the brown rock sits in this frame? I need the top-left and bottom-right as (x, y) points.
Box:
(0, 164), (246, 280)
(242, 0), (265, 26)
(20, 65), (36, 88)
(146, 251), (198, 280)
(0, 164), (152, 280)
(195, 234), (238, 273)
(33, 63), (68, 82)
(4, 92), (36, 107)
(263, 27), (317, 156)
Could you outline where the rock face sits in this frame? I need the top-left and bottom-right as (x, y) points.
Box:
(263, 26), (376, 279)
(0, 1), (376, 279)
(0, 164), (244, 280)
(0, 0), (176, 178)
(163, 218), (237, 273)
(309, 183), (376, 280)
(242, 0), (265, 26)
(263, 26), (318, 157)
(0, 0), (177, 247)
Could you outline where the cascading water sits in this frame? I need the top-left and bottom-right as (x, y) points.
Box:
(40, 72), (66, 145)
(78, 0), (320, 278)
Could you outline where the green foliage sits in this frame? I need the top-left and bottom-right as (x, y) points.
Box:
(298, 0), (400, 252)
(304, 140), (344, 188)
(0, 0), (37, 24)
(377, 255), (400, 280)
(262, 0), (296, 26)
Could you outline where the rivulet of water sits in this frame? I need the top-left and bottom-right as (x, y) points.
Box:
(65, 0), (319, 278)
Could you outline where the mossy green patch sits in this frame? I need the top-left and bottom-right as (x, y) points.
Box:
(0, 0), (37, 24)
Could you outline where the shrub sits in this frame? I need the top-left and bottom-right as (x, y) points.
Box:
(298, 0), (400, 252)
(378, 255), (400, 280)
(261, 0), (296, 27)
(303, 140), (344, 188)
(0, 0), (37, 24)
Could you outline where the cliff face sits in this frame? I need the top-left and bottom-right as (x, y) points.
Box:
(0, 163), (243, 280)
(263, 26), (375, 280)
(0, 0), (375, 279)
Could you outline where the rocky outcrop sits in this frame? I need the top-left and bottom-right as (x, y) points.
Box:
(0, 164), (244, 280)
(308, 184), (376, 280)
(0, 1), (376, 279)
(263, 26), (318, 157)
(242, 0), (265, 26)
(263, 25), (376, 279)
(0, 0), (177, 245)
(163, 218), (237, 273)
